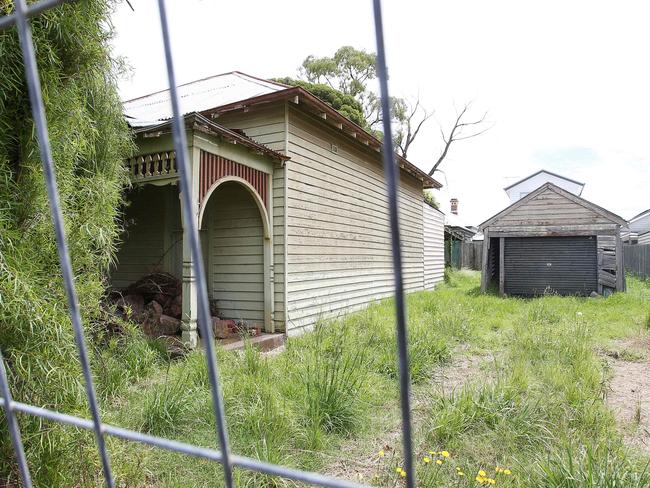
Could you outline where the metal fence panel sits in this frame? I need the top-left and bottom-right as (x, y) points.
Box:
(0, 0), (415, 486)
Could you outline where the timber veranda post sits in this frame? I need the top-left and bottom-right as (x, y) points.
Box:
(180, 144), (201, 348)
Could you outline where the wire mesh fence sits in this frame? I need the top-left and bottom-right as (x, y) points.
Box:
(0, 1), (415, 486)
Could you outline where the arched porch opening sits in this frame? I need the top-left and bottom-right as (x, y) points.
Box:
(199, 179), (273, 332)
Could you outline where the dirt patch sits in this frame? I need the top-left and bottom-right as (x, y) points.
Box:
(322, 349), (495, 484)
(604, 337), (650, 456)
(430, 350), (497, 395)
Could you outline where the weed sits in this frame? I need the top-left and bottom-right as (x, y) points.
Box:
(139, 369), (192, 436)
(101, 271), (650, 486)
(297, 322), (369, 435)
(530, 445), (650, 487)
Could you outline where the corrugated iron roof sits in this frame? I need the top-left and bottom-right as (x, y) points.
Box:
(123, 71), (287, 126)
(123, 71), (442, 189)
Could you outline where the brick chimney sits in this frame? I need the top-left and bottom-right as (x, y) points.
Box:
(450, 198), (459, 215)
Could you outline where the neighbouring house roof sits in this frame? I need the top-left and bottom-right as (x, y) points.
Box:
(479, 182), (627, 230)
(123, 71), (441, 189)
(133, 113), (289, 162)
(630, 208), (650, 222)
(445, 212), (476, 239)
(628, 208), (650, 232)
(503, 169), (585, 192)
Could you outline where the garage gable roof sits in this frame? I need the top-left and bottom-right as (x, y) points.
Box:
(479, 182), (627, 230)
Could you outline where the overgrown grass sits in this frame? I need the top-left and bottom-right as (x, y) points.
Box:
(100, 271), (650, 487)
(10, 270), (649, 486)
(416, 271), (650, 487)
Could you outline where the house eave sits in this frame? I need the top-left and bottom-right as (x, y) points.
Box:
(203, 87), (442, 189)
(130, 113), (289, 163)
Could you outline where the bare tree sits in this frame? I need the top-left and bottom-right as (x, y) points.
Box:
(428, 102), (491, 176)
(395, 98), (434, 159)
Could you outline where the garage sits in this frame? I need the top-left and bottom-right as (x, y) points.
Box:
(503, 236), (597, 296)
(479, 183), (627, 296)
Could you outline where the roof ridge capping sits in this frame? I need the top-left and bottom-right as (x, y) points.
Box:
(479, 182), (627, 230)
(230, 71), (291, 89)
(122, 71), (441, 189)
(503, 169), (585, 191)
(123, 71), (287, 105)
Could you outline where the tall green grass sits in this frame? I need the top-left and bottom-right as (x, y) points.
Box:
(103, 286), (466, 486)
(22, 270), (649, 486)
(420, 272), (650, 487)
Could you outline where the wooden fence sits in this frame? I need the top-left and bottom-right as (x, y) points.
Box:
(461, 241), (483, 270)
(624, 244), (650, 279)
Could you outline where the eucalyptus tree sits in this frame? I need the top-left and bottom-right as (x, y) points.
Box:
(286, 46), (490, 172)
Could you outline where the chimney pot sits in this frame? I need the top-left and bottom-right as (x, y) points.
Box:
(450, 198), (459, 215)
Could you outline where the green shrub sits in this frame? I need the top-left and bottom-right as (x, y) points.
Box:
(0, 0), (133, 484)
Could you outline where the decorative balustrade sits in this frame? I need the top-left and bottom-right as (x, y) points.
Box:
(125, 151), (178, 181)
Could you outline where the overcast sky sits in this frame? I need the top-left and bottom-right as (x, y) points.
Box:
(111, 0), (649, 225)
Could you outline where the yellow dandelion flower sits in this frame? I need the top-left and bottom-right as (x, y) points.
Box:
(423, 457), (431, 464)
(436, 459), (443, 465)
(400, 470), (406, 478)
(476, 476), (485, 483)
(378, 450), (385, 458)
(441, 450), (450, 458)
(487, 478), (496, 485)
(395, 467), (402, 474)
(503, 469), (512, 475)
(458, 471), (465, 477)
(479, 470), (487, 477)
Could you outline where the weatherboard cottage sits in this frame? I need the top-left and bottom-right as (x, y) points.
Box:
(112, 72), (445, 346)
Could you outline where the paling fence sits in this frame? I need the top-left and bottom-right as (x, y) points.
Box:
(624, 244), (650, 279)
(446, 240), (482, 270)
(0, 1), (419, 487)
(461, 242), (483, 271)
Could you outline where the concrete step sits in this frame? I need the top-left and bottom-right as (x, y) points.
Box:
(220, 333), (285, 352)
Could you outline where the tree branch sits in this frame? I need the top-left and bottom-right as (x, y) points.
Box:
(428, 103), (490, 176)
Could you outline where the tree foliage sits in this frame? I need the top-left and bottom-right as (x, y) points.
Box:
(292, 46), (490, 172)
(274, 77), (369, 130)
(292, 46), (432, 160)
(423, 190), (440, 209)
(0, 1), (141, 484)
(301, 46), (376, 98)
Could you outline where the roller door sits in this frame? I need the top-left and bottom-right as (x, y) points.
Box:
(504, 236), (597, 296)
